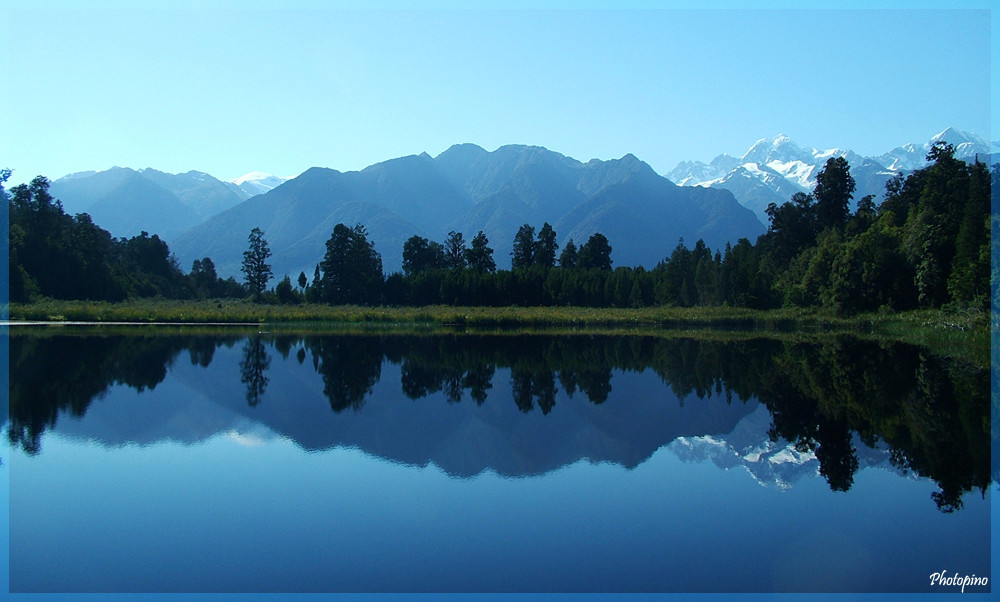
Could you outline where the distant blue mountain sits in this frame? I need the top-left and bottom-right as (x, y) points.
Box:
(172, 144), (764, 278)
(49, 167), (246, 242)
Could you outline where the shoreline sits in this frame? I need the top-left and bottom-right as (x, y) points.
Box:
(4, 300), (989, 359)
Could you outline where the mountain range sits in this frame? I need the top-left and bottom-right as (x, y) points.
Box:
(168, 145), (763, 277)
(667, 127), (996, 224)
(44, 128), (995, 279)
(48, 167), (285, 241)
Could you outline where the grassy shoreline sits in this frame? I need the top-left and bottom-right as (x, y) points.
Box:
(4, 299), (989, 365)
(3, 297), (986, 331)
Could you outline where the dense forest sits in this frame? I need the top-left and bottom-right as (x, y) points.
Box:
(4, 142), (995, 315)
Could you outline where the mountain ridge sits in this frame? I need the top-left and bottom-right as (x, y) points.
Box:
(49, 166), (248, 241)
(667, 127), (994, 224)
(172, 143), (764, 278)
(41, 128), (992, 279)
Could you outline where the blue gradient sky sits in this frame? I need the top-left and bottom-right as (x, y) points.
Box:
(3, 1), (994, 186)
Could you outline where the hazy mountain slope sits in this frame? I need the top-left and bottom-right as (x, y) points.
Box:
(174, 145), (764, 279)
(137, 168), (246, 220)
(446, 186), (542, 266)
(556, 168), (763, 266)
(48, 166), (246, 239)
(356, 153), (472, 239)
(85, 171), (202, 241)
(49, 167), (134, 215)
(172, 166), (428, 278)
(436, 144), (581, 205)
(445, 147), (761, 268)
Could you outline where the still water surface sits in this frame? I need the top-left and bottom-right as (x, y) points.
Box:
(5, 326), (992, 593)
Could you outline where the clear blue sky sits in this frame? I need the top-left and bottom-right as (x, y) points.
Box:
(3, 1), (994, 186)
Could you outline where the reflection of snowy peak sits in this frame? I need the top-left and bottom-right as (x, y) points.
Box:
(668, 405), (903, 490)
(669, 405), (817, 489)
(667, 128), (987, 226)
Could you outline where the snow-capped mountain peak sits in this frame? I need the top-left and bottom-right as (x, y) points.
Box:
(231, 171), (279, 186)
(667, 127), (992, 226)
(930, 126), (983, 147)
(877, 127), (990, 172)
(740, 134), (806, 165)
(229, 172), (291, 198)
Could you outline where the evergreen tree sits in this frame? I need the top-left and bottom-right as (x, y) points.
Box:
(846, 195), (877, 237)
(945, 159), (990, 306)
(190, 257), (220, 298)
(443, 231), (467, 270)
(241, 227), (273, 300)
(903, 143), (964, 307)
(402, 235), (445, 276)
(533, 222), (558, 268)
(307, 265), (322, 303)
(511, 224), (535, 269)
(275, 274), (299, 304)
(320, 223), (383, 305)
(577, 233), (612, 270)
(559, 238), (578, 269)
(813, 156), (855, 232)
(465, 230), (496, 273)
(764, 191), (818, 267)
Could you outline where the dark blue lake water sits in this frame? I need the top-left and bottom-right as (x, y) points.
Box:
(3, 326), (993, 593)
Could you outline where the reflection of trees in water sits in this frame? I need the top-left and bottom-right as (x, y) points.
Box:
(7, 331), (989, 511)
(757, 336), (989, 512)
(7, 334), (234, 454)
(306, 336), (382, 413)
(511, 370), (557, 414)
(380, 334), (989, 510)
(388, 336), (496, 405)
(239, 337), (271, 407)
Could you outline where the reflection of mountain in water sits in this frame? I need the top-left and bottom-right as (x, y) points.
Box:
(7, 330), (990, 511)
(669, 406), (905, 490)
(49, 339), (759, 477)
(671, 406), (816, 489)
(206, 359), (759, 478)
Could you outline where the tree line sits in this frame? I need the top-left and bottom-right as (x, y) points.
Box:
(4, 170), (244, 303)
(6, 142), (994, 315)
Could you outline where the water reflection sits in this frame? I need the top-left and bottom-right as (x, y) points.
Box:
(7, 328), (991, 512)
(239, 336), (270, 407)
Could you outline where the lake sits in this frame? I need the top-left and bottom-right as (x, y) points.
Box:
(3, 325), (993, 593)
